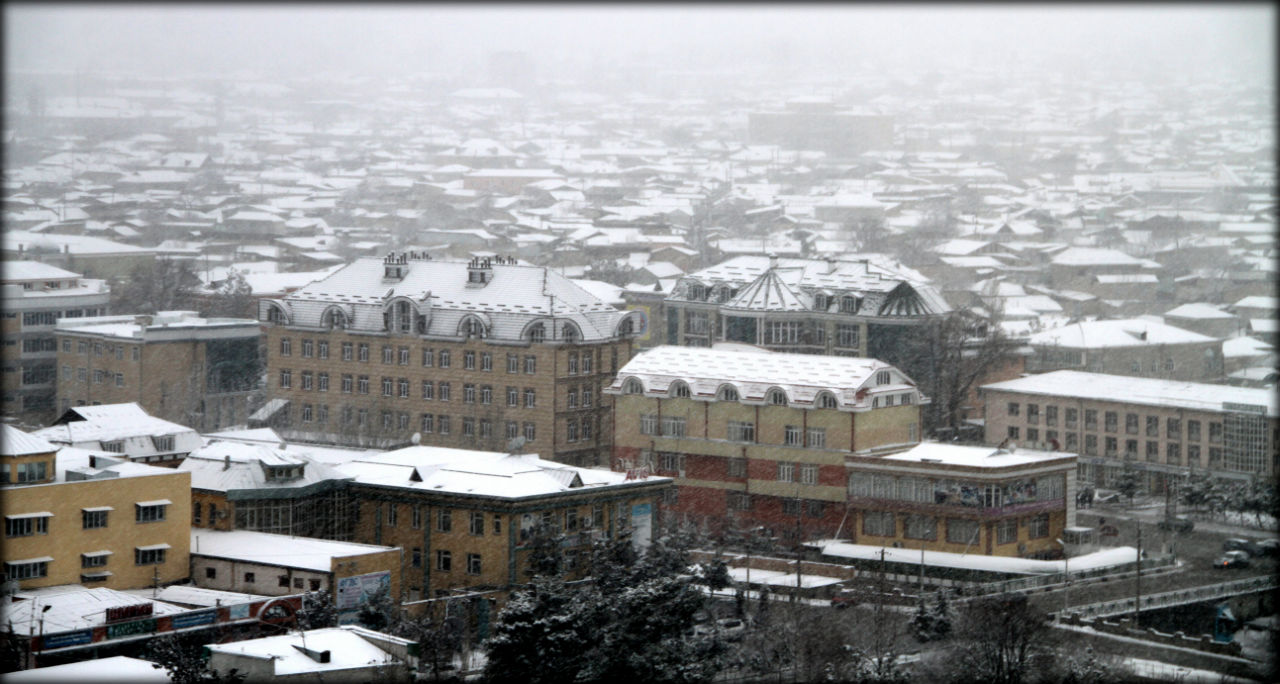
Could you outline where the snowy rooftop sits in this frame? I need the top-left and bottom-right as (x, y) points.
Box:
(33, 403), (201, 447)
(4, 587), (187, 634)
(206, 626), (412, 676)
(1163, 303), (1237, 320)
(0, 260), (81, 282)
(1, 656), (169, 683)
(814, 541), (1138, 576)
(1026, 318), (1216, 348)
(55, 310), (259, 339)
(981, 370), (1277, 417)
(179, 440), (352, 494)
(607, 345), (918, 409)
(875, 441), (1073, 469)
(335, 447), (664, 499)
(1, 424), (57, 456)
(191, 530), (396, 572)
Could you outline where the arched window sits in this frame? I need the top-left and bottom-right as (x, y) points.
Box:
(671, 382), (691, 398)
(817, 392), (839, 409)
(322, 307), (347, 330)
(396, 301), (412, 333)
(718, 386), (739, 401)
(618, 318), (634, 336)
(768, 389), (787, 406)
(265, 303), (288, 324)
(561, 323), (578, 343)
(528, 323), (546, 343)
(623, 378), (644, 395)
(463, 317), (485, 338)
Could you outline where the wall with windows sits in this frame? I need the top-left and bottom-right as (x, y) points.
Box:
(1, 463), (190, 590)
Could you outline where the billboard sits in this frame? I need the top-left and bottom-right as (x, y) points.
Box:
(336, 570), (391, 625)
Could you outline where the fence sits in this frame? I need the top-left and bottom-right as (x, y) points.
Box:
(1060, 574), (1278, 621)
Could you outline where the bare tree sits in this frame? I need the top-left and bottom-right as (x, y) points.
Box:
(942, 592), (1052, 684)
(111, 257), (200, 314)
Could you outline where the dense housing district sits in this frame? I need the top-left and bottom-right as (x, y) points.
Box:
(1, 20), (1276, 682)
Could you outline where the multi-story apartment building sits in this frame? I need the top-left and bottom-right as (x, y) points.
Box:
(606, 345), (925, 542)
(1023, 319), (1224, 383)
(258, 253), (644, 467)
(980, 370), (1278, 493)
(656, 255), (949, 371)
(53, 311), (262, 433)
(332, 445), (671, 602)
(844, 442), (1077, 559)
(1, 425), (191, 591)
(1, 261), (110, 427)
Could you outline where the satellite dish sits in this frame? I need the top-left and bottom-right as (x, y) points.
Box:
(506, 436), (527, 454)
(410, 432), (421, 446)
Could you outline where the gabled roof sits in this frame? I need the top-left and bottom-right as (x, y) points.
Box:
(1, 425), (56, 456)
(723, 268), (808, 312)
(1026, 319), (1217, 349)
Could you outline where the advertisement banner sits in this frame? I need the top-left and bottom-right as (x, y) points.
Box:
(630, 502), (653, 549)
(170, 610), (216, 630)
(336, 571), (391, 625)
(42, 630), (92, 649)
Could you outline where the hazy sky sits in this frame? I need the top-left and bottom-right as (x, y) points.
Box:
(5, 3), (1274, 83)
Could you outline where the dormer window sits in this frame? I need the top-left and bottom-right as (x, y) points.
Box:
(672, 382), (691, 398)
(323, 308), (347, 330)
(463, 317), (485, 338)
(266, 304), (287, 324)
(265, 464), (304, 481)
(561, 323), (578, 343)
(687, 284), (706, 301)
(151, 435), (175, 452)
(840, 296), (860, 314)
(814, 294), (829, 311)
(396, 301), (411, 332)
(718, 386), (739, 401)
(528, 324), (546, 343)
(768, 390), (787, 406)
(876, 371), (891, 385)
(817, 392), (839, 409)
(101, 441), (124, 453)
(623, 378), (644, 395)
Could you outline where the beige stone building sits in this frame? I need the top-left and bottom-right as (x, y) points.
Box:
(1, 425), (191, 591)
(980, 370), (1278, 493)
(54, 311), (262, 433)
(1023, 318), (1224, 383)
(257, 253), (644, 467)
(1, 261), (110, 427)
(606, 345), (925, 543)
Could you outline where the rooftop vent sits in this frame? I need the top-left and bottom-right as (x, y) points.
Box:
(466, 256), (494, 287)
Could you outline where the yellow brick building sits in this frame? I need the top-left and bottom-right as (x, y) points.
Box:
(257, 253), (645, 467)
(606, 345), (925, 543)
(1, 425), (191, 591)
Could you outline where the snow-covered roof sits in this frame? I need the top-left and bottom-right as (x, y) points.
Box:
(33, 403), (201, 453)
(1, 656), (169, 683)
(1026, 318), (1216, 348)
(0, 260), (81, 282)
(206, 626), (412, 676)
(179, 440), (351, 495)
(1050, 247), (1146, 267)
(335, 447), (663, 499)
(606, 345), (918, 410)
(4, 587), (187, 634)
(1163, 303), (1236, 320)
(191, 530), (396, 572)
(1, 424), (56, 456)
(875, 441), (1072, 469)
(814, 540), (1138, 576)
(981, 370), (1277, 417)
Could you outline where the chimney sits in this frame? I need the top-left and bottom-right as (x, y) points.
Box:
(768, 252), (778, 270)
(135, 315), (153, 328)
(223, 454), (231, 471)
(466, 256), (494, 287)
(825, 256), (837, 274)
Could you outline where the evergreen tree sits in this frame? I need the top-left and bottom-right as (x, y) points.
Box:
(146, 633), (245, 684)
(296, 589), (337, 630)
(356, 587), (395, 631)
(483, 577), (593, 684)
(910, 594), (935, 642)
(1115, 465), (1142, 507)
(931, 590), (952, 640)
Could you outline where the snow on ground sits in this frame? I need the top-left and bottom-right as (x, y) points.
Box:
(1122, 657), (1258, 684)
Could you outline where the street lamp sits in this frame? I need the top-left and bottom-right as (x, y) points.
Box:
(1055, 538), (1069, 621)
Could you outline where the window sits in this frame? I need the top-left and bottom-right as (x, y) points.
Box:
(506, 421), (518, 439)
(784, 425), (802, 446)
(342, 342), (353, 361)
(382, 346), (394, 364)
(136, 502), (168, 523)
(727, 420), (755, 442)
(507, 387), (518, 407)
(1209, 422), (1223, 444)
(524, 388), (536, 408)
(1105, 436), (1118, 456)
(840, 296), (860, 314)
(302, 339), (314, 358)
(421, 414), (434, 433)
(465, 351), (476, 370)
(470, 511), (485, 536)
(728, 457), (747, 478)
(800, 464), (818, 485)
(358, 343), (369, 362)
(524, 355), (536, 374)
(505, 353), (519, 374)
(1084, 434), (1097, 455)
(524, 422), (536, 441)
(719, 386), (739, 401)
(1028, 513), (1049, 539)
(1046, 406), (1058, 426)
(581, 352), (592, 375)
(422, 381), (434, 400)
(279, 338), (291, 356)
(836, 324), (859, 348)
(436, 550), (452, 571)
(568, 353), (578, 375)
(279, 370), (292, 388)
(342, 375), (354, 393)
(1145, 415), (1158, 437)
(686, 311), (710, 335)
(493, 516), (502, 535)
(1167, 442), (1181, 465)
(580, 417), (592, 441)
(463, 417), (475, 437)
(244, 572), (256, 583)
(467, 553), (482, 575)
(386, 503), (398, 527)
(1085, 409), (1097, 430)
(318, 404), (329, 423)
(438, 415), (451, 435)
(567, 388), (578, 409)
(1167, 418), (1181, 440)
(1027, 428), (1039, 442)
(863, 511), (895, 536)
(135, 547), (167, 565)
(1007, 402), (1020, 417)
(1125, 413), (1138, 435)
(380, 377), (392, 396)
(1188, 444), (1201, 466)
(947, 518), (980, 544)
(411, 548), (422, 568)
(5, 514), (50, 537)
(1105, 412), (1118, 433)
(582, 388), (593, 408)
(464, 384), (476, 403)
(301, 404), (313, 422)
(1027, 404), (1039, 424)
(481, 385), (492, 405)
(436, 508), (452, 532)
(768, 321), (800, 345)
(1008, 426), (1020, 440)
(818, 393), (838, 409)
(1065, 408), (1078, 429)
(399, 346), (410, 365)
(318, 341), (328, 359)
(782, 499), (801, 516)
(302, 371), (313, 391)
(806, 427), (826, 448)
(1066, 433), (1077, 450)
(318, 373), (329, 392)
(661, 416), (686, 438)
(904, 514), (937, 540)
(5, 560), (48, 579)
(1125, 439), (1138, 458)
(423, 348), (435, 367)
(997, 519), (1017, 544)
(727, 492), (751, 511)
(439, 382), (450, 401)
(1188, 420), (1201, 441)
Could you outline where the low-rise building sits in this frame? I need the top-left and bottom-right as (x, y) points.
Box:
(606, 345), (925, 542)
(206, 626), (416, 683)
(53, 310), (261, 432)
(1, 425), (191, 591)
(844, 442), (1077, 559)
(1, 261), (111, 426)
(1023, 318), (1224, 382)
(980, 370), (1278, 492)
(32, 403), (203, 465)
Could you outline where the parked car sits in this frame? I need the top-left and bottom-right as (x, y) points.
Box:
(1223, 538), (1259, 555)
(831, 588), (859, 609)
(1157, 517), (1194, 533)
(1214, 550), (1251, 569)
(1253, 538), (1280, 558)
